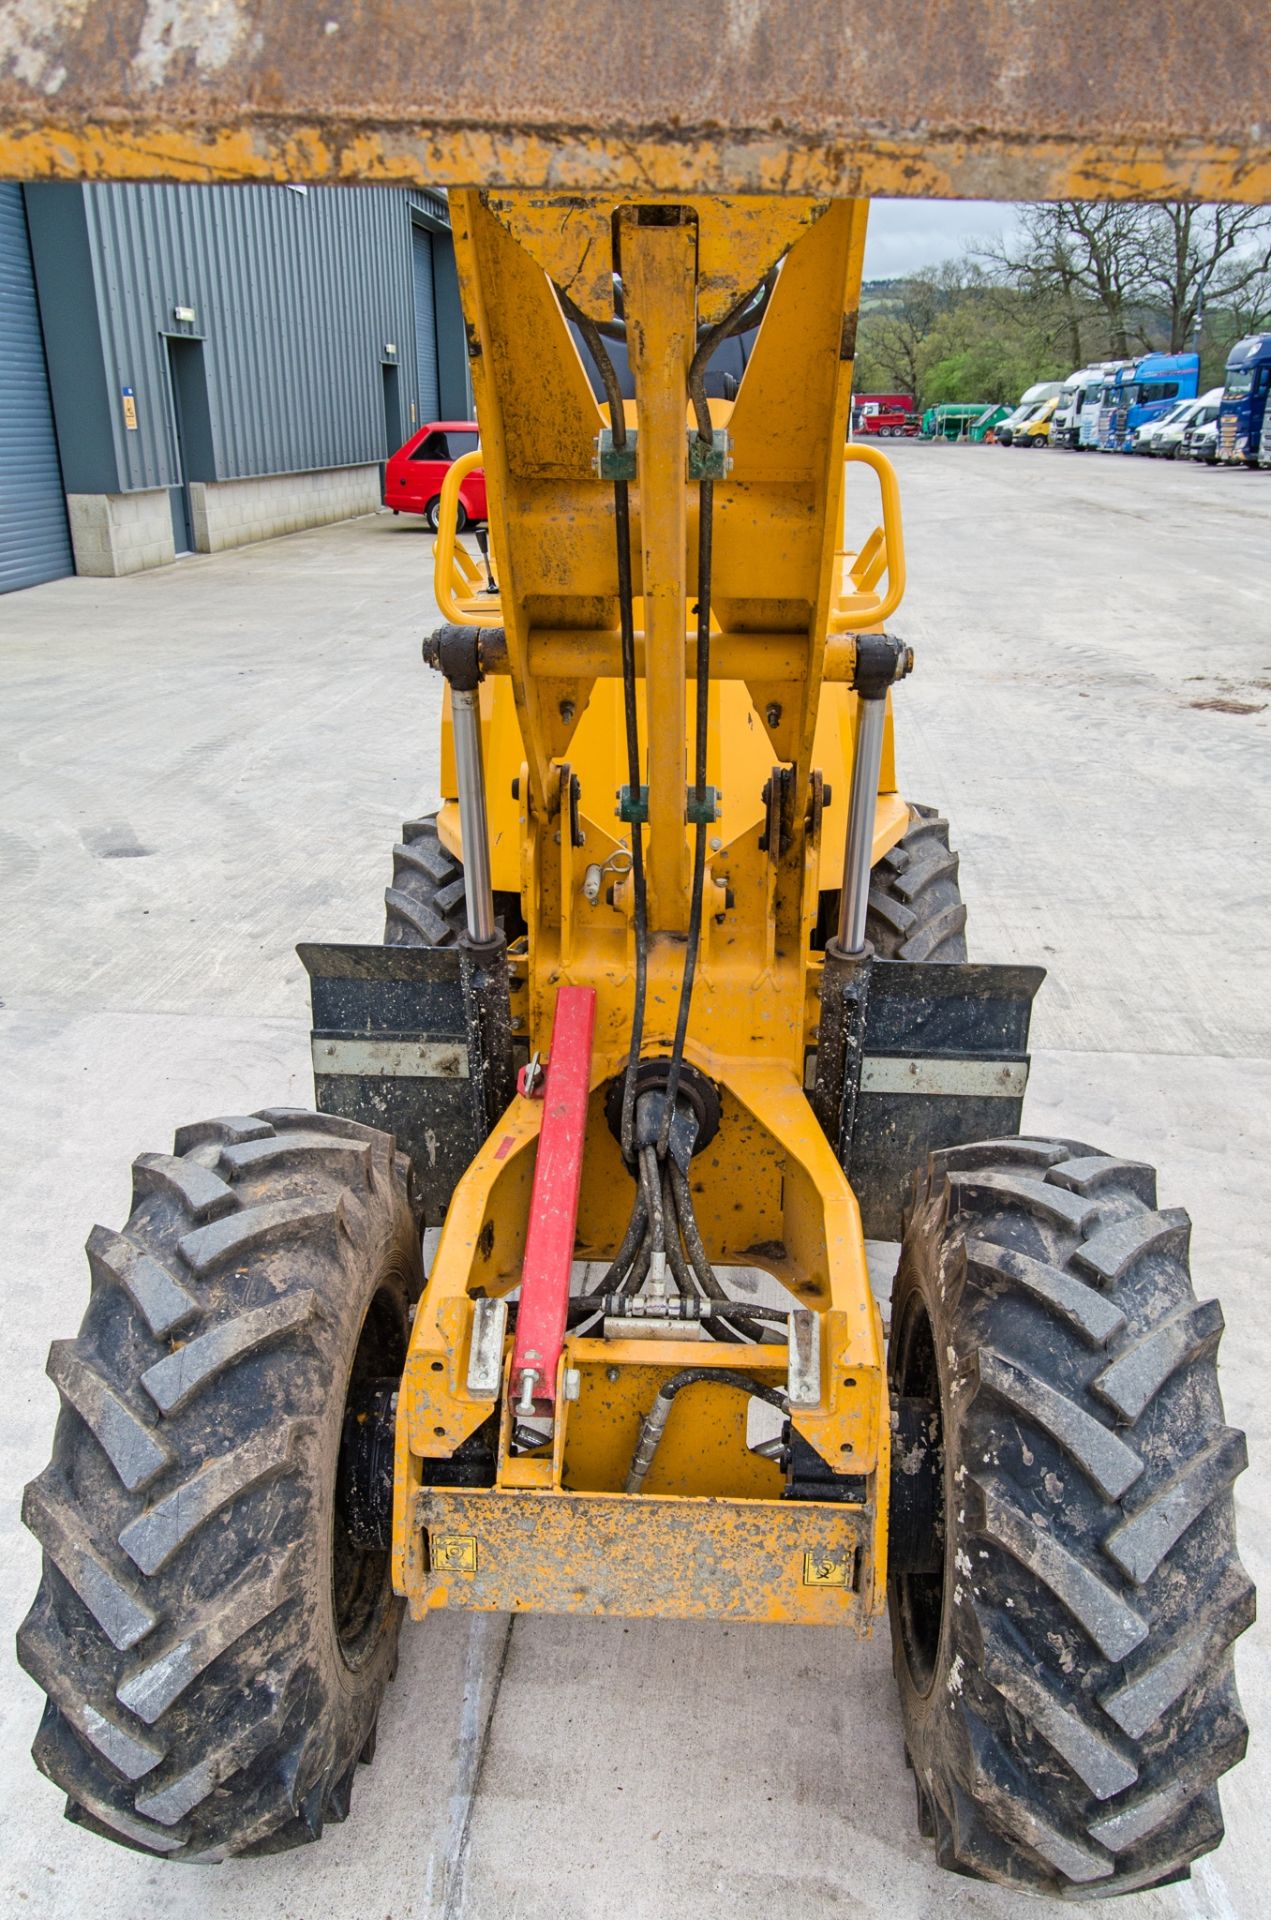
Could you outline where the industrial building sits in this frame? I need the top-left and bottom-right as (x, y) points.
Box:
(0, 182), (466, 593)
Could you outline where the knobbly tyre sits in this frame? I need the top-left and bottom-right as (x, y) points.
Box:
(4, 4), (1259, 1898)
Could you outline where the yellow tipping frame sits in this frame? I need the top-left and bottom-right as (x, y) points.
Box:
(391, 191), (908, 1628)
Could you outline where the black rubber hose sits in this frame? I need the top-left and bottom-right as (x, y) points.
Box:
(687, 274), (773, 444)
(557, 285), (647, 1163)
(661, 1162), (699, 1300)
(582, 1189), (648, 1300)
(668, 1161), (775, 1344)
(665, 1155), (742, 1342)
(639, 1145), (665, 1255)
(622, 1234), (653, 1298)
(615, 480), (649, 1162)
(657, 273), (749, 1161)
(559, 288), (627, 448)
(655, 469), (713, 1161)
(626, 1367), (789, 1491)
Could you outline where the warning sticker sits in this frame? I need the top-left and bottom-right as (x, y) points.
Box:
(432, 1533), (479, 1573)
(802, 1551), (849, 1588)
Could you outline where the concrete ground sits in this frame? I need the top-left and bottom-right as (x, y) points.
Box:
(1, 444), (1268, 1919)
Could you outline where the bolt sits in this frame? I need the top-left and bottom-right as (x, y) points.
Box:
(559, 699), (576, 724)
(563, 1367), (582, 1402)
(515, 1370), (539, 1416)
(606, 1366), (620, 1383)
(710, 835), (722, 852)
(766, 702), (782, 727)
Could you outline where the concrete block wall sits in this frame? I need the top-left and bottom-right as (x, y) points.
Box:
(66, 490), (175, 577)
(190, 465), (380, 554)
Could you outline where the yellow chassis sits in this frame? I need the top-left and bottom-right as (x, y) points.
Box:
(388, 191), (908, 1628)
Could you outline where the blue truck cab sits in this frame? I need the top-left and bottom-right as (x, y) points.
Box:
(1099, 351), (1200, 451)
(1217, 333), (1271, 466)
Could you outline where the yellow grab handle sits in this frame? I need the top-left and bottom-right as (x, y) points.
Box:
(832, 443), (906, 631)
(432, 449), (486, 626)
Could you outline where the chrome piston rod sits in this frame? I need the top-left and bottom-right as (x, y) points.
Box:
(836, 693), (888, 954)
(450, 686), (496, 945)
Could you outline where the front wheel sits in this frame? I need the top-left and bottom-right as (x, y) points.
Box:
(424, 495), (470, 534)
(889, 1138), (1251, 1897)
(19, 1110), (423, 1860)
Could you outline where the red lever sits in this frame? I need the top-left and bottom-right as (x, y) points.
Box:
(509, 985), (596, 1414)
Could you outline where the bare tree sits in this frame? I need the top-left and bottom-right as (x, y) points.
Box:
(1135, 203), (1271, 351)
(977, 214), (1086, 367)
(989, 203), (1154, 358)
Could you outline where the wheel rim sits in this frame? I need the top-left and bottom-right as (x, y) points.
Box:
(892, 1291), (946, 1697)
(332, 1282), (407, 1668)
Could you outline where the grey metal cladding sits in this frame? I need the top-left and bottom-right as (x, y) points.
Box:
(26, 183), (456, 496)
(0, 185), (73, 591)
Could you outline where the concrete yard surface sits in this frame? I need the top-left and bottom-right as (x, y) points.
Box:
(1, 447), (1268, 1918)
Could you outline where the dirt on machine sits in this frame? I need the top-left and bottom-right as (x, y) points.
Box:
(4, 5), (1261, 1900)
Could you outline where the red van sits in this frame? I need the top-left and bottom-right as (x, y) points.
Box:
(384, 421), (486, 530)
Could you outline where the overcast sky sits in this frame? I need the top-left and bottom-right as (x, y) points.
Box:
(862, 200), (1022, 279)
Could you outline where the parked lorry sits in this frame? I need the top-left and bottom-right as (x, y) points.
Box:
(1216, 333), (1271, 466)
(969, 404), (1010, 441)
(1052, 364), (1118, 449)
(920, 401), (996, 440)
(851, 393), (917, 437)
(1098, 352), (1200, 451)
(1078, 360), (1132, 446)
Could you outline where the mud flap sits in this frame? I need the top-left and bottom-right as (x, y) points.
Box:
(298, 941), (517, 1226)
(821, 960), (1045, 1239)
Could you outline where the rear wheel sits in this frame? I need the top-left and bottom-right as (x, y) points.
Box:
(19, 1110), (422, 1860)
(384, 816), (469, 946)
(864, 803), (968, 961)
(889, 1137), (1251, 1897)
(383, 814), (522, 947)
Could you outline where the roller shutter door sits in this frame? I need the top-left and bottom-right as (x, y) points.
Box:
(0, 185), (72, 594)
(412, 226), (441, 424)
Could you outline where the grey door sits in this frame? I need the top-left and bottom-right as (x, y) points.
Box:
(412, 226), (440, 424)
(0, 184), (73, 593)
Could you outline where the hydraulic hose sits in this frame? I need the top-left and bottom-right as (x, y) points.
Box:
(661, 1163), (699, 1299)
(583, 1190), (649, 1300)
(557, 286), (649, 1166)
(666, 1160), (776, 1345)
(625, 1368), (789, 1493)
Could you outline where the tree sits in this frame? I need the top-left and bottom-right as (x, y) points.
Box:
(853, 265), (961, 399)
(984, 203), (1154, 359)
(1135, 203), (1271, 351)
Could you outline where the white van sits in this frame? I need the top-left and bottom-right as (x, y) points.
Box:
(995, 381), (1065, 446)
(1138, 388), (1223, 458)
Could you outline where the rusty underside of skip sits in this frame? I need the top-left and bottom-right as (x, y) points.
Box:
(1, 0), (1268, 202)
